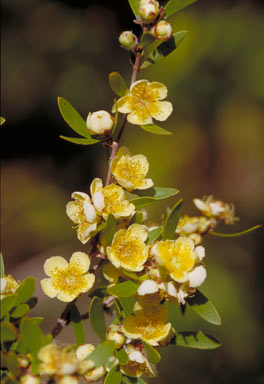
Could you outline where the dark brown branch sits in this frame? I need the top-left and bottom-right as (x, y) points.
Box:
(50, 300), (76, 338)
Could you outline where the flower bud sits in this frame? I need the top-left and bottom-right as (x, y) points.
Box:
(119, 31), (138, 50)
(138, 0), (160, 23)
(86, 110), (114, 135)
(151, 20), (173, 41)
(20, 374), (40, 384)
(106, 324), (126, 349)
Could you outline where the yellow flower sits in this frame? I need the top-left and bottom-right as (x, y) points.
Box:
(107, 224), (149, 272)
(193, 195), (238, 225)
(0, 274), (19, 299)
(106, 324), (126, 349)
(110, 147), (153, 191)
(91, 178), (135, 220)
(41, 252), (95, 302)
(20, 374), (40, 384)
(120, 345), (156, 378)
(176, 215), (211, 245)
(151, 237), (206, 288)
(38, 344), (79, 376)
(76, 344), (106, 383)
(66, 192), (100, 244)
(122, 297), (173, 346)
(113, 79), (173, 125)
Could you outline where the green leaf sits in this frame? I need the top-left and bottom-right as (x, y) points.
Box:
(128, 0), (140, 16)
(173, 331), (221, 349)
(31, 317), (44, 326)
(20, 318), (46, 357)
(1, 322), (17, 342)
(108, 281), (139, 298)
(165, 0), (197, 18)
(139, 32), (156, 49)
(14, 277), (36, 305)
(146, 226), (162, 245)
(140, 124), (172, 135)
(1, 351), (20, 374)
(89, 297), (106, 341)
(57, 97), (99, 142)
(87, 340), (115, 368)
(105, 214), (117, 246)
(109, 72), (128, 97)
(118, 296), (135, 316)
(130, 211), (145, 224)
(89, 287), (108, 299)
(0, 116), (6, 126)
(115, 348), (129, 365)
(209, 224), (263, 238)
(0, 253), (4, 277)
(141, 31), (187, 70)
(26, 297), (38, 310)
(143, 342), (161, 364)
(121, 270), (148, 281)
(104, 364), (122, 384)
(60, 135), (99, 145)
(71, 304), (85, 346)
(163, 198), (183, 240)
(0, 295), (18, 318)
(130, 187), (179, 209)
(122, 376), (147, 384)
(186, 290), (221, 326)
(10, 304), (29, 318)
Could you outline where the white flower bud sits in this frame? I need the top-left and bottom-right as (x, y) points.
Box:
(151, 20), (173, 41)
(106, 324), (126, 349)
(119, 31), (138, 50)
(86, 110), (114, 135)
(138, 0), (160, 23)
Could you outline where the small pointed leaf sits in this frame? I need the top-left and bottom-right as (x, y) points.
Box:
(71, 304), (86, 346)
(109, 72), (128, 97)
(0, 295), (18, 318)
(186, 290), (221, 325)
(128, 0), (140, 16)
(141, 31), (187, 70)
(146, 227), (162, 245)
(87, 340), (115, 368)
(115, 348), (129, 365)
(60, 135), (99, 145)
(105, 214), (117, 245)
(163, 199), (183, 240)
(173, 331), (221, 349)
(107, 281), (139, 298)
(140, 124), (172, 135)
(89, 297), (106, 340)
(104, 364), (122, 384)
(165, 0), (197, 18)
(143, 342), (161, 364)
(131, 187), (179, 209)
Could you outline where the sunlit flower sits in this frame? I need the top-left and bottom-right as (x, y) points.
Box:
(86, 110), (114, 135)
(107, 224), (149, 272)
(106, 324), (126, 349)
(176, 215), (211, 245)
(110, 146), (153, 191)
(113, 80), (173, 125)
(38, 344), (79, 376)
(41, 252), (95, 302)
(76, 344), (106, 383)
(0, 274), (19, 299)
(122, 296), (173, 346)
(91, 178), (135, 220)
(20, 374), (40, 384)
(120, 345), (156, 378)
(193, 195), (238, 225)
(66, 192), (100, 244)
(151, 237), (206, 288)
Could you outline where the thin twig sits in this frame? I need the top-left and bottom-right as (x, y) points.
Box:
(50, 300), (76, 338)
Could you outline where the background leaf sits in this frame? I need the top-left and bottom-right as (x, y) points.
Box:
(89, 297), (106, 340)
(115, 348), (129, 365)
(87, 340), (115, 368)
(14, 277), (35, 305)
(146, 226), (162, 245)
(118, 297), (135, 316)
(20, 318), (46, 357)
(140, 124), (172, 135)
(165, 0), (197, 18)
(163, 199), (183, 240)
(0, 253), (4, 277)
(141, 31), (187, 70)
(104, 364), (122, 384)
(60, 135), (99, 145)
(0, 295), (18, 318)
(108, 281), (139, 298)
(143, 342), (161, 364)
(186, 290), (221, 325)
(130, 187), (179, 209)
(71, 304), (86, 346)
(173, 331), (221, 349)
(1, 322), (17, 343)
(105, 214), (117, 245)
(109, 72), (128, 97)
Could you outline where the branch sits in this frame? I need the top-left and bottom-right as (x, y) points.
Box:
(50, 300), (76, 338)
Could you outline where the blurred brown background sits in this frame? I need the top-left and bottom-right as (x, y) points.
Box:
(1, 0), (264, 383)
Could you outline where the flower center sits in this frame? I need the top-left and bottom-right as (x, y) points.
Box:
(51, 265), (87, 295)
(115, 156), (145, 184)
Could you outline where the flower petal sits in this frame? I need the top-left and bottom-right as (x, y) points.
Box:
(80, 273), (95, 293)
(69, 252), (90, 273)
(44, 256), (68, 277)
(93, 191), (105, 212)
(66, 201), (79, 223)
(113, 95), (134, 113)
(147, 81), (168, 100)
(40, 278), (58, 298)
(188, 265), (207, 288)
(83, 201), (97, 223)
(130, 79), (149, 94)
(127, 109), (153, 125)
(72, 191), (90, 201)
(90, 178), (103, 196)
(150, 100), (173, 121)
(128, 224), (148, 242)
(57, 291), (77, 302)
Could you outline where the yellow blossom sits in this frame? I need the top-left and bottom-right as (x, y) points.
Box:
(106, 324), (126, 349)
(66, 192), (100, 244)
(91, 178), (135, 220)
(107, 224), (149, 272)
(41, 252), (95, 302)
(176, 215), (211, 244)
(151, 237), (206, 288)
(122, 297), (173, 346)
(120, 345), (156, 378)
(38, 344), (79, 376)
(113, 79), (173, 125)
(110, 146), (153, 191)
(193, 195), (238, 225)
(0, 274), (19, 299)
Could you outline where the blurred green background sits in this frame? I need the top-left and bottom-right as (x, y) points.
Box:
(1, 0), (264, 383)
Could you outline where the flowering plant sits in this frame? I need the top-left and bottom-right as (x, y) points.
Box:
(1, 1), (262, 383)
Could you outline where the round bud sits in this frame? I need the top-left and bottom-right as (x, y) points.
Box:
(119, 31), (138, 50)
(152, 20), (173, 41)
(138, 0), (160, 23)
(86, 110), (114, 135)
